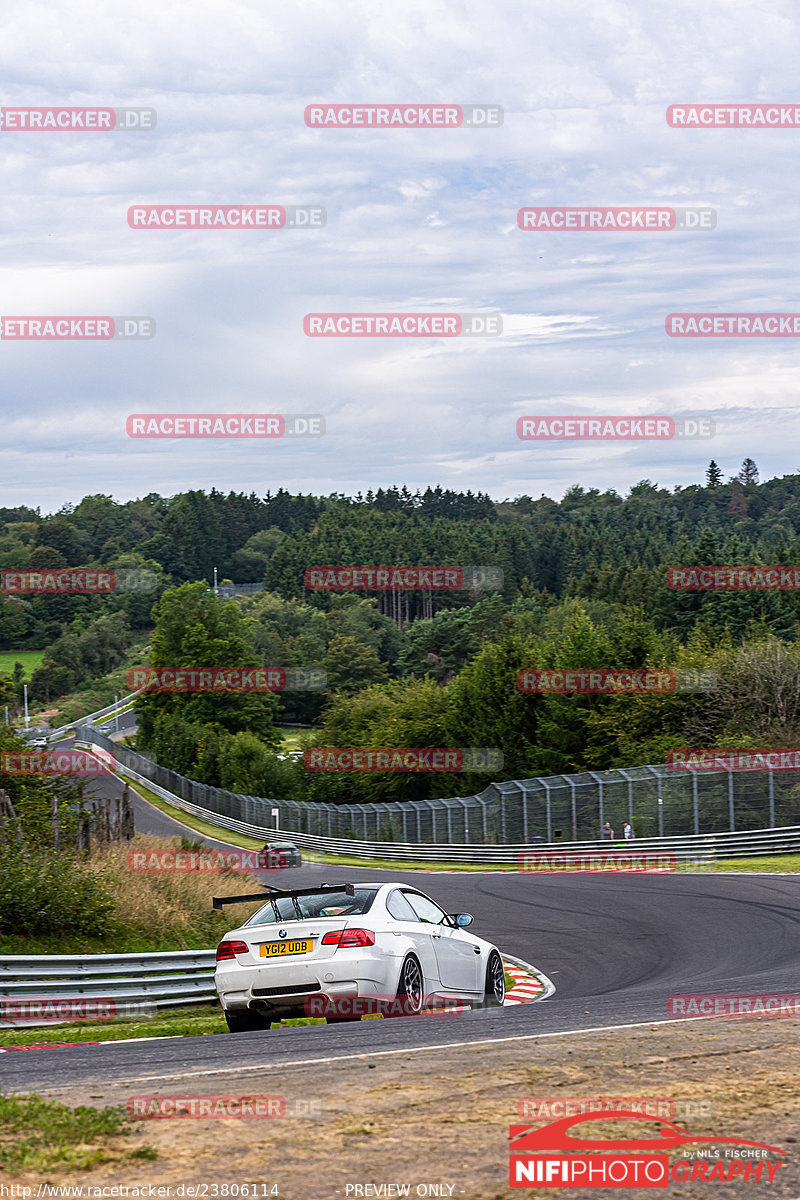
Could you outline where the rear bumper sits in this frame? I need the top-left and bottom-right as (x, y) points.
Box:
(216, 955), (396, 1018)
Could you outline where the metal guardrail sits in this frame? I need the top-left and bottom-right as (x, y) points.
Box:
(0, 950), (217, 1028)
(35, 691), (142, 742)
(96, 749), (800, 864)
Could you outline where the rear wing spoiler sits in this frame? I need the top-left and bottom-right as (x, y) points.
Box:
(212, 882), (355, 911)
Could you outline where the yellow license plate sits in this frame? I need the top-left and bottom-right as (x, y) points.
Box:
(260, 939), (313, 957)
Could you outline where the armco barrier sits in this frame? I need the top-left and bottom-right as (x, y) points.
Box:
(73, 740), (800, 864)
(0, 950), (216, 1028)
(29, 691), (143, 743)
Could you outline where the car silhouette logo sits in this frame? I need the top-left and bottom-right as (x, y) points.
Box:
(278, 930), (287, 938)
(509, 1111), (785, 1155)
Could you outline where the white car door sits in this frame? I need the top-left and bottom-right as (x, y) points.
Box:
(384, 889), (442, 993)
(402, 891), (482, 994)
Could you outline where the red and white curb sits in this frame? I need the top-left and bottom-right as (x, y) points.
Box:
(502, 953), (555, 1005)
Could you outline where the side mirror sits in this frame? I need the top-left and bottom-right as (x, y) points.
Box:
(450, 913), (473, 928)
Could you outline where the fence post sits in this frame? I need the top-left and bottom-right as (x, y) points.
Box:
(541, 781), (552, 842)
(728, 770), (735, 832)
(570, 780), (577, 841)
(692, 772), (699, 836)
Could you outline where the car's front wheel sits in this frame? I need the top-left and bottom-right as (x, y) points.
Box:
(224, 1008), (273, 1033)
(481, 951), (505, 1007)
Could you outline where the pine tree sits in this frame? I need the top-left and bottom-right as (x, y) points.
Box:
(738, 458), (759, 486)
(706, 461), (723, 488)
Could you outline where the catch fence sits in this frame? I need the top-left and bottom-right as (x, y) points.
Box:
(77, 728), (800, 845)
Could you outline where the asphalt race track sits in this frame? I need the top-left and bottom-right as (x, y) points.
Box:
(4, 754), (800, 1095)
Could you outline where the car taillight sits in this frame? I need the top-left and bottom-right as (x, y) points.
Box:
(216, 940), (248, 961)
(321, 929), (376, 948)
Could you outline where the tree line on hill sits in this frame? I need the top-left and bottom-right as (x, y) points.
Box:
(6, 465), (800, 809)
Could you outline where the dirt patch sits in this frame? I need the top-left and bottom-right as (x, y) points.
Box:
(5, 1019), (800, 1199)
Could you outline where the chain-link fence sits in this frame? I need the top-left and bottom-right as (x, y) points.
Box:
(79, 728), (800, 844)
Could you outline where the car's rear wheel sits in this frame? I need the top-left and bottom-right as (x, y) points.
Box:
(224, 1008), (273, 1033)
(384, 955), (424, 1017)
(482, 951), (505, 1007)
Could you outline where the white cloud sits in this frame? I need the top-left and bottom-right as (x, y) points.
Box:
(1, 0), (799, 506)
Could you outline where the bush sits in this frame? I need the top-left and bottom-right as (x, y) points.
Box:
(0, 845), (115, 938)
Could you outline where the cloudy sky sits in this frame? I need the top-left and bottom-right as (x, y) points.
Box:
(1, 0), (799, 512)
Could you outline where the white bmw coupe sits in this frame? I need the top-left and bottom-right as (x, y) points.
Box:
(214, 881), (505, 1031)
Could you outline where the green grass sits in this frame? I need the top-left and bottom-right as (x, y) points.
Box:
(0, 1005), (229, 1048)
(0, 1093), (153, 1173)
(687, 854), (800, 873)
(0, 650), (45, 679)
(129, 781), (276, 850)
(276, 725), (308, 750)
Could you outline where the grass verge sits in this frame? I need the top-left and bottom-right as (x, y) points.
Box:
(0, 1093), (156, 1173)
(687, 854), (800, 873)
(0, 1006), (336, 1048)
(0, 835), (265, 955)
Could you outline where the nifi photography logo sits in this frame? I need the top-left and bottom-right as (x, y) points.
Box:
(509, 1111), (785, 1188)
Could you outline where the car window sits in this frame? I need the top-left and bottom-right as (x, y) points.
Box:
(244, 887), (377, 926)
(386, 890), (419, 922)
(403, 891), (448, 925)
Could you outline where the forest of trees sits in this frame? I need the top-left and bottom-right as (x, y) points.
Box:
(7, 464), (800, 806)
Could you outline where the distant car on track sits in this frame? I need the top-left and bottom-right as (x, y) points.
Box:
(258, 841), (302, 869)
(213, 881), (505, 1032)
